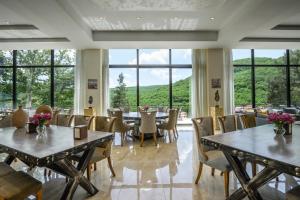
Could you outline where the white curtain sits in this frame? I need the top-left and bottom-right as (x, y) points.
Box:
(192, 49), (208, 117)
(99, 49), (109, 115)
(223, 49), (234, 115)
(74, 50), (85, 114)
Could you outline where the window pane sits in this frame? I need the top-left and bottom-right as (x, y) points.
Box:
(139, 68), (169, 108)
(234, 67), (252, 112)
(0, 68), (12, 109)
(54, 49), (76, 65)
(172, 68), (192, 119)
(290, 49), (300, 65)
(171, 49), (191, 64)
(255, 67), (286, 108)
(139, 49), (169, 65)
(232, 49), (251, 65)
(291, 67), (300, 107)
(254, 49), (286, 65)
(17, 50), (51, 66)
(55, 67), (74, 109)
(16, 68), (50, 108)
(109, 49), (137, 65)
(0, 50), (13, 66)
(109, 68), (137, 111)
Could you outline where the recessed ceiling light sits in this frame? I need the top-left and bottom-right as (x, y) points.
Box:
(136, 16), (143, 20)
(94, 17), (104, 21)
(210, 17), (215, 20)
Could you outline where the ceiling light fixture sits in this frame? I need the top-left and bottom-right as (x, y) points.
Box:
(94, 17), (104, 21)
(136, 16), (143, 20)
(210, 17), (215, 20)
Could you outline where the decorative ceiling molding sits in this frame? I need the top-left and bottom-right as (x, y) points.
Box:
(93, 30), (218, 41)
(0, 37), (69, 43)
(240, 37), (300, 42)
(0, 24), (38, 30)
(271, 24), (300, 30)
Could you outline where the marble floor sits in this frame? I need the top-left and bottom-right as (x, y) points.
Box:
(2, 125), (300, 200)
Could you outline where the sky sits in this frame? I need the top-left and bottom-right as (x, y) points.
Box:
(232, 49), (286, 60)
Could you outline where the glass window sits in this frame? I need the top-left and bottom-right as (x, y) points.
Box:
(139, 49), (169, 65)
(0, 50), (13, 66)
(0, 68), (13, 109)
(291, 67), (300, 107)
(17, 50), (51, 66)
(55, 67), (74, 109)
(254, 49), (286, 65)
(232, 49), (251, 65)
(255, 67), (286, 108)
(16, 68), (50, 108)
(109, 68), (137, 111)
(290, 49), (300, 65)
(54, 49), (76, 65)
(139, 68), (169, 108)
(234, 67), (252, 112)
(172, 68), (192, 118)
(109, 49), (137, 65)
(171, 49), (192, 64)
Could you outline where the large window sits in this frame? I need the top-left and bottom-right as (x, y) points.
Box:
(0, 49), (75, 110)
(109, 49), (192, 118)
(233, 49), (300, 112)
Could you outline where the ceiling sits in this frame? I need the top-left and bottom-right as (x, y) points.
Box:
(0, 0), (300, 49)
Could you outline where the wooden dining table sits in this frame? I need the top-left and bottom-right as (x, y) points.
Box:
(0, 126), (113, 200)
(201, 124), (300, 200)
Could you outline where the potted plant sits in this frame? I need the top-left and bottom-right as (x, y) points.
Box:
(267, 112), (294, 135)
(31, 113), (52, 136)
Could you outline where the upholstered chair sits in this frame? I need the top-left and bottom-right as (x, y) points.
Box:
(139, 111), (157, 147)
(56, 114), (74, 127)
(71, 116), (117, 180)
(50, 108), (61, 125)
(0, 114), (13, 128)
(157, 109), (177, 143)
(107, 110), (134, 146)
(239, 114), (256, 129)
(73, 115), (95, 130)
(192, 117), (231, 198)
(217, 115), (237, 133)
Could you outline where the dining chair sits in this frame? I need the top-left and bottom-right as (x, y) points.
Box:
(73, 115), (95, 130)
(107, 110), (134, 146)
(174, 107), (181, 138)
(139, 111), (157, 147)
(157, 109), (177, 143)
(0, 114), (12, 128)
(56, 114), (74, 127)
(217, 115), (237, 133)
(71, 116), (117, 180)
(50, 108), (61, 125)
(192, 117), (231, 198)
(239, 113), (256, 129)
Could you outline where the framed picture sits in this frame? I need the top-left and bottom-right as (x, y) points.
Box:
(88, 79), (98, 89)
(211, 78), (221, 88)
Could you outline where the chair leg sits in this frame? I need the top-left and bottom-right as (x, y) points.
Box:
(195, 162), (203, 184)
(275, 176), (279, 182)
(87, 164), (91, 180)
(140, 132), (144, 147)
(36, 189), (43, 200)
(211, 168), (215, 176)
(168, 130), (172, 143)
(252, 161), (257, 177)
(44, 168), (47, 176)
(48, 169), (52, 176)
(224, 171), (230, 198)
(153, 132), (157, 146)
(107, 156), (116, 177)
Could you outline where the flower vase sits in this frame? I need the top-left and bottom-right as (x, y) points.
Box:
(273, 125), (285, 135)
(36, 125), (46, 137)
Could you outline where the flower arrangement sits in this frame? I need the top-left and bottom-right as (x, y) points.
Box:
(143, 105), (149, 111)
(30, 113), (52, 127)
(267, 112), (295, 126)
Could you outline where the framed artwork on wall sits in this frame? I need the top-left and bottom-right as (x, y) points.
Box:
(211, 78), (221, 88)
(88, 79), (98, 89)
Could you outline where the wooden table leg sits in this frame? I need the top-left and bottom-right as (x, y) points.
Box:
(223, 152), (281, 200)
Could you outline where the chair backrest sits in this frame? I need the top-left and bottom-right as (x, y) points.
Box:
(192, 117), (214, 161)
(166, 109), (177, 129)
(73, 115), (94, 130)
(35, 105), (53, 115)
(138, 106), (144, 112)
(50, 109), (61, 125)
(239, 114), (256, 129)
(94, 116), (116, 132)
(107, 110), (126, 132)
(56, 114), (74, 127)
(0, 115), (12, 128)
(218, 115), (237, 133)
(139, 111), (157, 133)
(175, 107), (181, 124)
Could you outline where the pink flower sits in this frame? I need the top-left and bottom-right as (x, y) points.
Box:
(267, 112), (294, 125)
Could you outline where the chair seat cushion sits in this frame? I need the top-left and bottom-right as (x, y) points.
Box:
(0, 162), (14, 177)
(0, 171), (42, 200)
(203, 151), (231, 171)
(286, 185), (300, 200)
(72, 147), (106, 163)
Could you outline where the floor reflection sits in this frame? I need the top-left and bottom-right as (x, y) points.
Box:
(1, 125), (300, 199)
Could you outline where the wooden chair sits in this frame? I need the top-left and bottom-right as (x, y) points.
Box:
(192, 117), (231, 198)
(157, 109), (177, 143)
(0, 114), (12, 128)
(174, 107), (181, 138)
(239, 113), (256, 129)
(71, 116), (116, 180)
(139, 111), (157, 147)
(50, 108), (61, 125)
(0, 171), (42, 200)
(107, 110), (134, 146)
(73, 115), (95, 130)
(217, 115), (237, 133)
(56, 114), (74, 127)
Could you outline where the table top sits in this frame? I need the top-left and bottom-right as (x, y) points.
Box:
(0, 126), (113, 166)
(202, 124), (300, 168)
(123, 112), (169, 120)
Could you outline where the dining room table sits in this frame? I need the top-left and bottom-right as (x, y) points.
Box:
(0, 125), (113, 200)
(201, 124), (300, 200)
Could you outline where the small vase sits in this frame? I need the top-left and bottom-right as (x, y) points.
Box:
(273, 125), (285, 135)
(36, 125), (46, 136)
(12, 106), (29, 128)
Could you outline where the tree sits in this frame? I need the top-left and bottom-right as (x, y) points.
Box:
(111, 73), (129, 108)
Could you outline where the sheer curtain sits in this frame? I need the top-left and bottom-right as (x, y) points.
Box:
(223, 49), (234, 115)
(74, 50), (85, 114)
(99, 49), (109, 115)
(192, 49), (208, 117)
